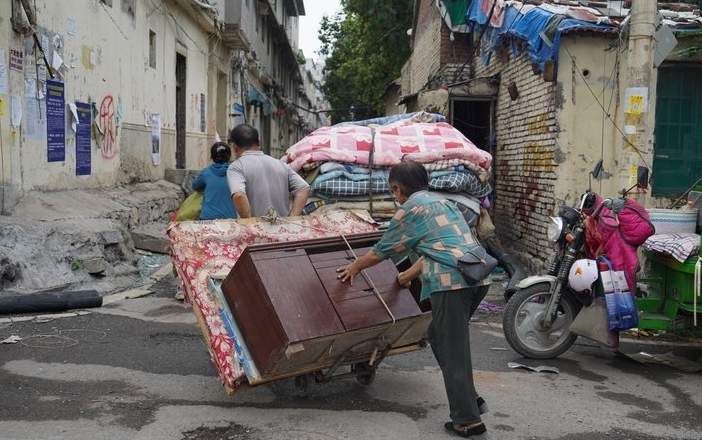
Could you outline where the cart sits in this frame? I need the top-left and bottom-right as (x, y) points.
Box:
(168, 210), (431, 395)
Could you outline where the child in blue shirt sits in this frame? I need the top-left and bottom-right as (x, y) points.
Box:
(192, 142), (238, 220)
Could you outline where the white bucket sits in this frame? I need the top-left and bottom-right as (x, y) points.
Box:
(648, 208), (699, 234)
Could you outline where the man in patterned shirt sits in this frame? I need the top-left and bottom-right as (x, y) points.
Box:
(337, 160), (490, 438)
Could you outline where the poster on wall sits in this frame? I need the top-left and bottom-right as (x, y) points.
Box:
(24, 98), (46, 140)
(151, 113), (161, 166)
(46, 79), (66, 162)
(75, 101), (91, 176)
(624, 87), (649, 115)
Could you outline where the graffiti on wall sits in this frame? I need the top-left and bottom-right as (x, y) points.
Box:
(98, 95), (117, 158)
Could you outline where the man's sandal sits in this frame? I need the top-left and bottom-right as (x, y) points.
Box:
(444, 422), (487, 438)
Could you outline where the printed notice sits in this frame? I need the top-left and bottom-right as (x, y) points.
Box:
(624, 87), (648, 115)
(46, 79), (66, 162)
(75, 101), (92, 176)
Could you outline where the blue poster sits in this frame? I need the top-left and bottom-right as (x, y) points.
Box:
(75, 101), (91, 176)
(46, 79), (65, 162)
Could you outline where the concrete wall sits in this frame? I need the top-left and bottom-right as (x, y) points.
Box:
(0, 0), (234, 207)
(555, 35), (637, 207)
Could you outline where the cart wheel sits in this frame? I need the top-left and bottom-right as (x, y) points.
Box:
(353, 362), (376, 386)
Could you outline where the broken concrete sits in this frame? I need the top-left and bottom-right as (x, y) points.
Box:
(0, 180), (183, 295)
(131, 223), (171, 255)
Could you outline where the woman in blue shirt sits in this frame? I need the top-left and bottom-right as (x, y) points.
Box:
(192, 142), (238, 220)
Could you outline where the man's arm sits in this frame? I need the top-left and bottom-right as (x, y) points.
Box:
(287, 164), (310, 217)
(232, 192), (252, 218)
(289, 187), (310, 217)
(227, 161), (250, 217)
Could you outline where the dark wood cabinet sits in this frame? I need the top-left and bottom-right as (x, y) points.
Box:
(222, 233), (429, 377)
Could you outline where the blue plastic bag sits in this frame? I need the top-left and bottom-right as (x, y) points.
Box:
(600, 257), (639, 331)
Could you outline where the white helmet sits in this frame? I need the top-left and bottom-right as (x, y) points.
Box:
(568, 259), (599, 292)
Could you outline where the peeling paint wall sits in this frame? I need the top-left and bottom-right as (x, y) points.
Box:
(0, 0), (233, 203)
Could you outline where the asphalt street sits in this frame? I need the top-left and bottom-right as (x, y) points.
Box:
(1, 283), (701, 440)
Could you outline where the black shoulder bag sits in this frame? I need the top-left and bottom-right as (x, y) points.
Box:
(424, 245), (498, 284)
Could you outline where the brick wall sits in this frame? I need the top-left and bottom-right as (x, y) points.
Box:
(408, 0), (442, 94)
(440, 25), (472, 65)
(446, 49), (559, 270)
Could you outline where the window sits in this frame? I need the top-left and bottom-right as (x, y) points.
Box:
(148, 30), (157, 69)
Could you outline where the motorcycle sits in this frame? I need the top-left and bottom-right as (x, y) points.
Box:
(502, 162), (652, 359)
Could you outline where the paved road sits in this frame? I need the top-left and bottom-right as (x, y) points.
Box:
(1, 288), (701, 440)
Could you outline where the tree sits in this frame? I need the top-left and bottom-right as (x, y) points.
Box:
(319, 0), (414, 123)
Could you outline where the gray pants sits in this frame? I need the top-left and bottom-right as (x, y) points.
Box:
(428, 286), (489, 425)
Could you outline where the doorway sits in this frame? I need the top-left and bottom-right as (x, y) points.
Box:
(450, 98), (494, 153)
(175, 53), (187, 169)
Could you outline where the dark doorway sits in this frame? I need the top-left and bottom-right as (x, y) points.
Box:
(175, 53), (187, 169)
(450, 99), (493, 153)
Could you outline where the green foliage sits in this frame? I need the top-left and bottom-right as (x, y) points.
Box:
(296, 49), (306, 65)
(319, 0), (414, 123)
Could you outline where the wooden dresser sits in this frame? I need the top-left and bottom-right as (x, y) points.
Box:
(222, 233), (430, 377)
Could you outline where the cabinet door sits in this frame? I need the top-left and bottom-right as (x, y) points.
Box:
(311, 249), (421, 331)
(253, 249), (345, 343)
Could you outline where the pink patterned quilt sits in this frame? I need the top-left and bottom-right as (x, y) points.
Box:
(283, 121), (493, 172)
(167, 209), (378, 391)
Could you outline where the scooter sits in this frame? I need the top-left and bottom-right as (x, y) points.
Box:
(502, 163), (652, 359)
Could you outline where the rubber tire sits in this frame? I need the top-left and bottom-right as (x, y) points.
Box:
(353, 362), (376, 386)
(503, 283), (578, 359)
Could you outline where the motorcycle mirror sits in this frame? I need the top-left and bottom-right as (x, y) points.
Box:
(592, 160), (604, 180)
(637, 166), (650, 189)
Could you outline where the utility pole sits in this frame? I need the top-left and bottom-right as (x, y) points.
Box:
(624, 0), (657, 190)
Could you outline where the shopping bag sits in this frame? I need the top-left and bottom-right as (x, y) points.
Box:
(175, 192), (203, 221)
(600, 256), (639, 331)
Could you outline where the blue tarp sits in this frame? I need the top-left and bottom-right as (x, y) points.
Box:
(466, 1), (616, 70)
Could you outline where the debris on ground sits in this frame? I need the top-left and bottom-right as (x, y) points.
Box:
(624, 351), (702, 373)
(0, 335), (21, 344)
(477, 301), (505, 314)
(508, 362), (560, 374)
(137, 252), (171, 279)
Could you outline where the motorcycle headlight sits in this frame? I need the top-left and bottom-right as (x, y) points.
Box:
(547, 217), (564, 242)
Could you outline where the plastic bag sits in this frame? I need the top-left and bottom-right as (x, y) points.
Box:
(600, 256), (639, 331)
(175, 192), (203, 221)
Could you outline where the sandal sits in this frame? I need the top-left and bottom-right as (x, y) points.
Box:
(444, 422), (487, 438)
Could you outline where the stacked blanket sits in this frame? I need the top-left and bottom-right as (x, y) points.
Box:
(288, 113), (494, 219)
